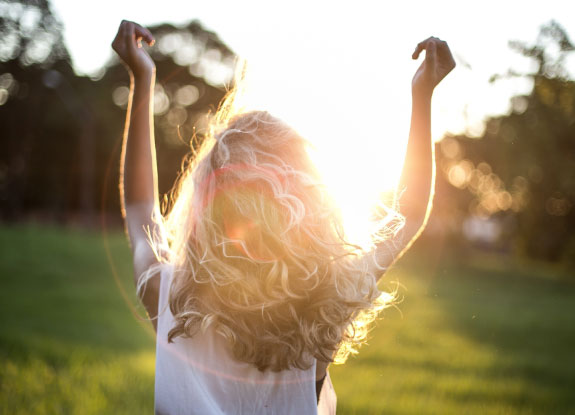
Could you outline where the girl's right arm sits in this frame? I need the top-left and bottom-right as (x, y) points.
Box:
(374, 37), (455, 279)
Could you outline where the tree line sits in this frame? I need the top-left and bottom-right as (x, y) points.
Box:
(1, 1), (573, 265)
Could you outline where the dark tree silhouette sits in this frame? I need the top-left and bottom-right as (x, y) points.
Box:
(0, 0), (77, 222)
(99, 20), (236, 223)
(434, 21), (575, 264)
(0, 0), (236, 225)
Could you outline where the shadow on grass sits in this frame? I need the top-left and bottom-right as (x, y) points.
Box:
(400, 249), (575, 412)
(332, 241), (575, 414)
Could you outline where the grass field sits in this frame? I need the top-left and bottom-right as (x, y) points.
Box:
(1, 225), (574, 414)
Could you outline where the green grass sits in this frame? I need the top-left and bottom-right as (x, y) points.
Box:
(1, 225), (574, 414)
(0, 225), (155, 414)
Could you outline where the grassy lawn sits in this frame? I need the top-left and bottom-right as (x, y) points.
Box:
(1, 225), (574, 414)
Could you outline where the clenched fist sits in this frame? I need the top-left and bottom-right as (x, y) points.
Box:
(112, 20), (156, 79)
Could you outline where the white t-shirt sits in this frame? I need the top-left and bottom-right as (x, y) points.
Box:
(154, 265), (337, 414)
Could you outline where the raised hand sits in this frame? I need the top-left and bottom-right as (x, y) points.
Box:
(112, 20), (156, 78)
(411, 37), (455, 97)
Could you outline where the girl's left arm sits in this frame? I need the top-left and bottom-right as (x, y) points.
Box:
(373, 37), (455, 280)
(112, 20), (161, 331)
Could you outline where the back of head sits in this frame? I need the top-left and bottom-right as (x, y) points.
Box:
(160, 110), (390, 371)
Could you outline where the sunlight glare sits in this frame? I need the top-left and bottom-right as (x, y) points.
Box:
(235, 60), (410, 248)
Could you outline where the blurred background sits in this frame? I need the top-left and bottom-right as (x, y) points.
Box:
(1, 0), (574, 413)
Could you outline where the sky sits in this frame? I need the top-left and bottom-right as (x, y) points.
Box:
(51, 0), (575, 131)
(51, 0), (575, 245)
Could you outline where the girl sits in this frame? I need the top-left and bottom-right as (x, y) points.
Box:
(112, 20), (454, 415)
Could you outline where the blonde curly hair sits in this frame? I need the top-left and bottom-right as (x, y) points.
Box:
(144, 101), (402, 372)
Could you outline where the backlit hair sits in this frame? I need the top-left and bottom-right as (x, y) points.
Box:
(142, 94), (403, 371)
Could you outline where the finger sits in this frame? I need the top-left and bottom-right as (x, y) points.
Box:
(412, 43), (424, 60)
(123, 22), (145, 53)
(412, 37), (434, 59)
(119, 19), (132, 37)
(112, 20), (128, 48)
(134, 24), (155, 46)
(438, 40), (456, 66)
(118, 21), (153, 46)
(425, 40), (437, 69)
(122, 22), (138, 52)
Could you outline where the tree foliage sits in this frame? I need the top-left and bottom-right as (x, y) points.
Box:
(2, 3), (574, 266)
(434, 21), (575, 263)
(0, 0), (235, 225)
(0, 0), (76, 221)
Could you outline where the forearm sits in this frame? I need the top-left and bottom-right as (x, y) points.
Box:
(398, 91), (434, 234)
(119, 73), (158, 216)
(372, 92), (434, 277)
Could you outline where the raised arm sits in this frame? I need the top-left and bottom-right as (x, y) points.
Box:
(374, 37), (455, 279)
(112, 20), (162, 330)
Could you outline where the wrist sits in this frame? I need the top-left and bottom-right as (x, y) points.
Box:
(411, 87), (433, 102)
(129, 68), (156, 85)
